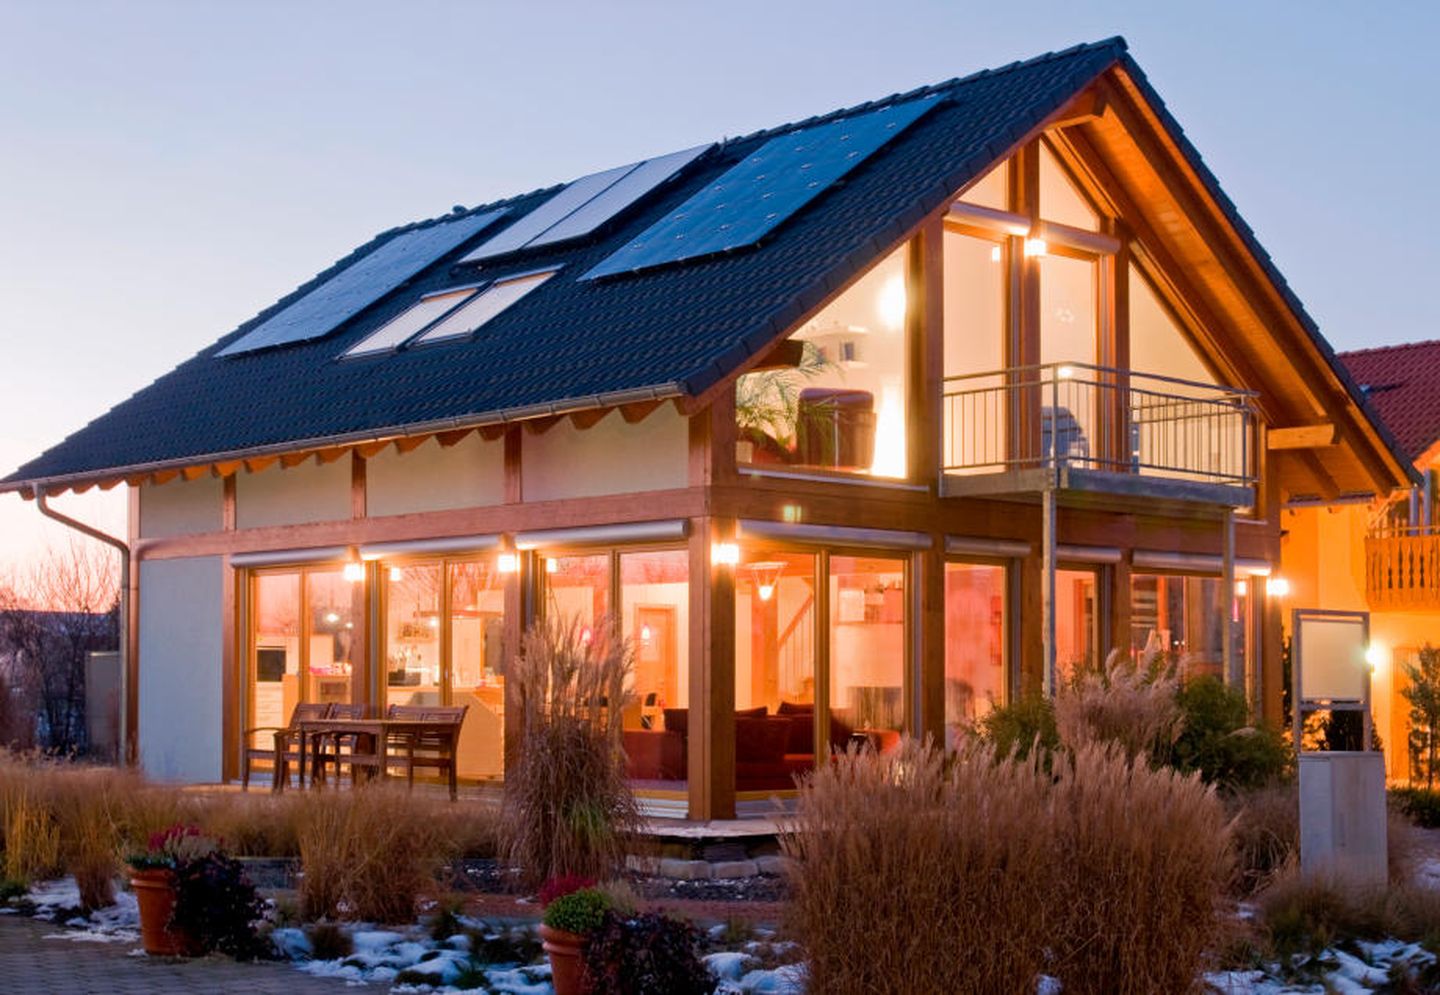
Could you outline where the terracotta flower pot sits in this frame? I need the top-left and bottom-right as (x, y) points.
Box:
(129, 867), (197, 957)
(539, 923), (590, 995)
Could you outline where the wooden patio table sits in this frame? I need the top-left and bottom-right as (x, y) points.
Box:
(296, 717), (462, 796)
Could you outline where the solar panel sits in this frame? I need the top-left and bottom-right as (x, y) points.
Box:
(217, 209), (506, 357)
(583, 96), (941, 280)
(460, 144), (710, 263)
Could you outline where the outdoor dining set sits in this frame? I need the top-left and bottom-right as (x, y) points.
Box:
(240, 702), (469, 800)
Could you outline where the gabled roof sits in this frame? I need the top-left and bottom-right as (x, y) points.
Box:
(2, 36), (1415, 498)
(1340, 340), (1440, 465)
(2, 39), (1130, 490)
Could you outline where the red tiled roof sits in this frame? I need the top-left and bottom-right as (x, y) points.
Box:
(1340, 340), (1440, 464)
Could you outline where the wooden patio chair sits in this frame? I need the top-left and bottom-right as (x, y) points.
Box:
(385, 704), (469, 800)
(309, 702), (378, 787)
(241, 701), (333, 792)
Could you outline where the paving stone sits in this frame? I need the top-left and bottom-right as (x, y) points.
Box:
(624, 854), (662, 875)
(658, 858), (713, 880)
(709, 859), (759, 879)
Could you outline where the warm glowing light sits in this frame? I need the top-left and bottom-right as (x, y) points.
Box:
(869, 382), (906, 477)
(781, 503), (803, 524)
(428, 617), (440, 630)
(580, 626), (593, 645)
(497, 553), (520, 574)
(388, 566), (402, 582)
(545, 558), (558, 573)
(877, 274), (907, 331)
(1266, 576), (1291, 598)
(324, 611), (340, 625)
(1056, 365), (1076, 380)
(1234, 579), (1249, 596)
(758, 584), (775, 602)
(1023, 237), (1048, 257)
(747, 560), (786, 601)
(989, 244), (1002, 263)
(1366, 644), (1387, 672)
(342, 561), (365, 583)
(711, 541), (740, 567)
(344, 621), (354, 630)
(640, 624), (653, 644)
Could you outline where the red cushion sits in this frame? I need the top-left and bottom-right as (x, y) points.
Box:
(777, 700), (813, 716)
(735, 717), (790, 764)
(736, 705), (768, 720)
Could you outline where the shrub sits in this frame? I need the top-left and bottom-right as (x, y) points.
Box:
(1256, 871), (1391, 959)
(1171, 677), (1290, 792)
(1392, 786), (1440, 828)
(583, 911), (713, 995)
(172, 850), (267, 959)
(1055, 651), (1182, 763)
(1228, 784), (1298, 895)
(785, 739), (1058, 993)
(538, 873), (595, 906)
(1048, 742), (1233, 995)
(305, 920), (353, 961)
(295, 784), (461, 923)
(501, 617), (640, 887)
(541, 887), (612, 935)
(977, 694), (1058, 765)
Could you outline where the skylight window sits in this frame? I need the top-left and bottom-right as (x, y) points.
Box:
(344, 287), (477, 357)
(412, 270), (556, 345)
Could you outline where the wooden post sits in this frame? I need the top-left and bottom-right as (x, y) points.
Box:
(1109, 553), (1132, 663)
(918, 544), (946, 740)
(689, 517), (736, 821)
(908, 219), (943, 481)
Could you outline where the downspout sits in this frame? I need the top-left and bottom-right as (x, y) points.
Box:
(34, 492), (130, 765)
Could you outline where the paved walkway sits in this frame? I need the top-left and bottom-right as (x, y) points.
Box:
(0, 914), (357, 994)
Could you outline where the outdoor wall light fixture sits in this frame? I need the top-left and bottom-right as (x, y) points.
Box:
(711, 541), (740, 568)
(342, 559), (365, 583)
(1023, 237), (1048, 257)
(497, 552), (520, 574)
(1365, 643), (1387, 672)
(1266, 576), (1291, 598)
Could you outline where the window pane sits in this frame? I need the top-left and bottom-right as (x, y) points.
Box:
(960, 161), (1008, 210)
(620, 550), (689, 718)
(306, 570), (360, 706)
(1130, 573), (1229, 681)
(1129, 265), (1213, 384)
(448, 560), (506, 780)
(385, 563), (442, 709)
(415, 271), (555, 344)
(1056, 568), (1097, 685)
(736, 245), (909, 477)
(544, 554), (610, 630)
(1040, 143), (1099, 230)
(829, 555), (906, 749)
(942, 232), (1007, 471)
(1040, 255), (1098, 464)
(736, 550), (818, 714)
(344, 288), (476, 356)
(251, 572), (300, 744)
(944, 562), (1005, 745)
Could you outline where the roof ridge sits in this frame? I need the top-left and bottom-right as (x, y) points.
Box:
(1339, 338), (1440, 359)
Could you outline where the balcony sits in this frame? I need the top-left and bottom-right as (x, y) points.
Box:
(1366, 528), (1440, 611)
(941, 363), (1257, 506)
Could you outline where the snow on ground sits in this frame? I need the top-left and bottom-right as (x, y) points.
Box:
(1203, 940), (1435, 994)
(22, 878), (140, 944)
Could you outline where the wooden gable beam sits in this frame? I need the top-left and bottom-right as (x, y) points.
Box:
(1268, 424), (1337, 450)
(1048, 88), (1108, 130)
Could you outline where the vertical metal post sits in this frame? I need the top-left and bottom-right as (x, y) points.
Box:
(1042, 482), (1057, 696)
(1222, 508), (1238, 687)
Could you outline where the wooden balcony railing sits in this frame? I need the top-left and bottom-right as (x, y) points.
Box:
(1366, 529), (1440, 611)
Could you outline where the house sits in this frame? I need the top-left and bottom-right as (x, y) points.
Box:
(1281, 340), (1440, 782)
(1, 38), (1413, 819)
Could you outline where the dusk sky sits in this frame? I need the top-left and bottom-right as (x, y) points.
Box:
(1, 0), (1436, 579)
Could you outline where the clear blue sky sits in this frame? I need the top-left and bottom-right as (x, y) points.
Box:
(1, 0), (1436, 571)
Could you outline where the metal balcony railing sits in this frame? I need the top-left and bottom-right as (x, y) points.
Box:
(941, 363), (1257, 490)
(1366, 526), (1440, 611)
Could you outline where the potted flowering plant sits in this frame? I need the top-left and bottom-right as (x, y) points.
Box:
(128, 825), (210, 956)
(127, 824), (264, 959)
(539, 878), (613, 995)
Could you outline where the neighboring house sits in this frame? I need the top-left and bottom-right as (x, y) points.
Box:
(0, 37), (1413, 819)
(0, 608), (117, 752)
(1282, 341), (1440, 782)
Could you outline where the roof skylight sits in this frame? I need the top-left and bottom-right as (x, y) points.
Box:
(343, 287), (477, 357)
(412, 270), (556, 345)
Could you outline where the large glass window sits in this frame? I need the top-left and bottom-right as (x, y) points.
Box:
(1040, 255), (1099, 463)
(544, 554), (611, 630)
(960, 162), (1008, 211)
(944, 562), (1006, 745)
(247, 567), (359, 750)
(1130, 574), (1244, 682)
(384, 563), (442, 709)
(1056, 568), (1098, 685)
(736, 244), (910, 477)
(1039, 142), (1100, 231)
(829, 555), (907, 748)
(736, 550), (819, 715)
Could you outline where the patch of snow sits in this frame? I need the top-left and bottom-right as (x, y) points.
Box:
(706, 950), (757, 981)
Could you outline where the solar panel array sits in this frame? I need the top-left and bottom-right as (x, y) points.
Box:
(460, 144), (710, 264)
(583, 96), (941, 280)
(217, 210), (507, 357)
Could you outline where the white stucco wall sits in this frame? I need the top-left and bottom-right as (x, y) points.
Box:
(138, 556), (224, 782)
(366, 435), (505, 517)
(522, 408), (688, 502)
(235, 458), (350, 529)
(139, 476), (223, 538)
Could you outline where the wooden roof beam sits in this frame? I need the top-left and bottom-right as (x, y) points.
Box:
(1268, 424), (1337, 450)
(569, 408), (610, 430)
